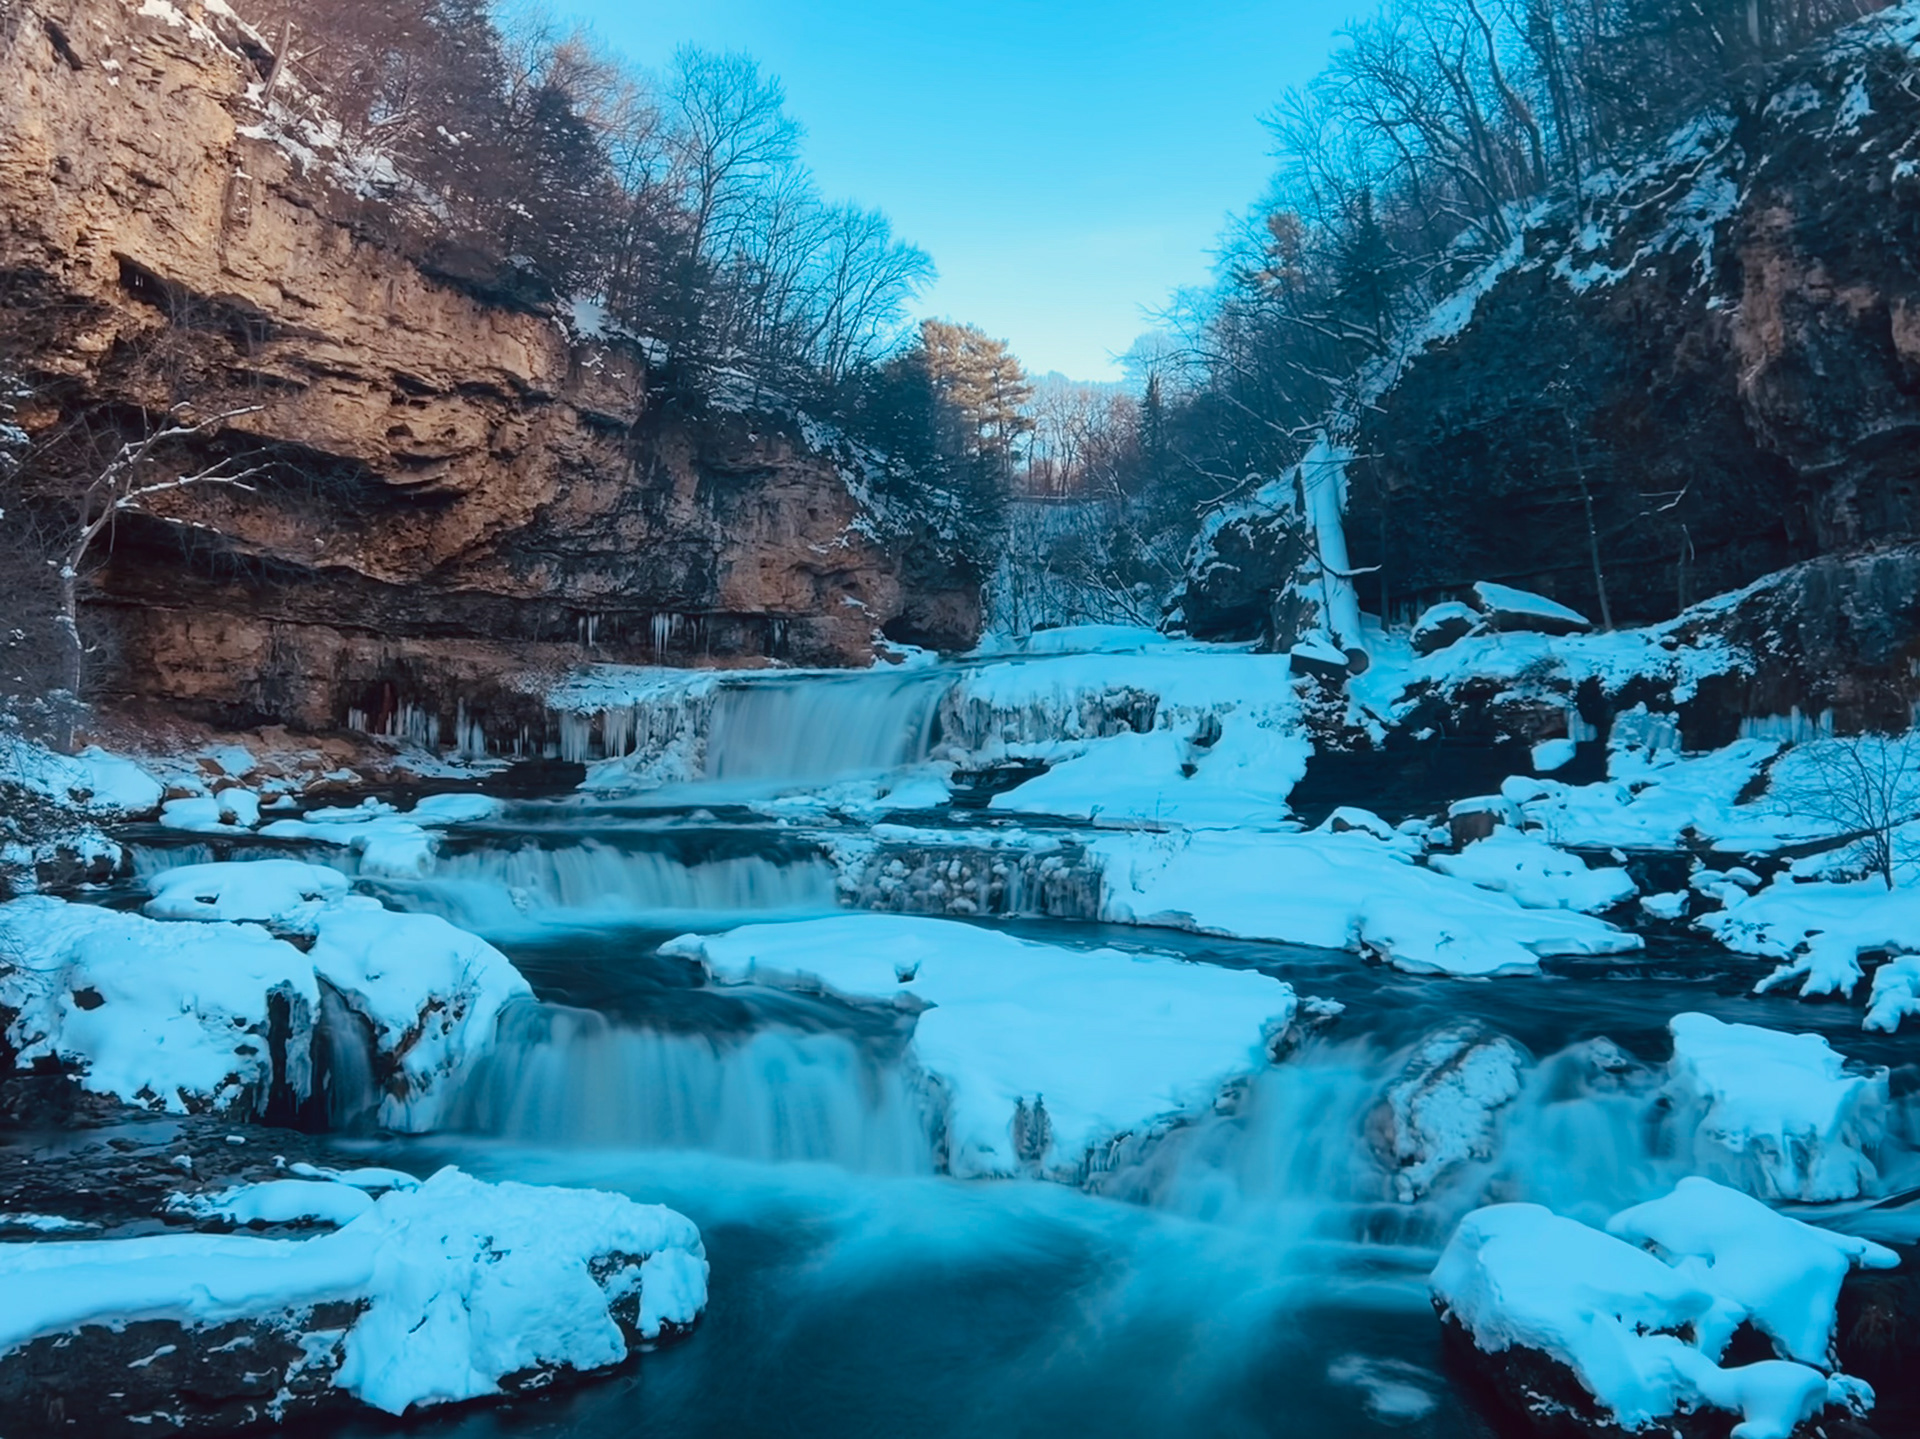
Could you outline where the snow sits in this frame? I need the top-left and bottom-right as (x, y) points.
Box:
(1531, 738), (1577, 773)
(0, 895), (527, 1126)
(1430, 830), (1636, 914)
(661, 914), (1297, 1179)
(1380, 1027), (1528, 1200)
(1093, 828), (1641, 977)
(0, 1167), (706, 1415)
(1432, 1198), (1867, 1439)
(1642, 891), (1690, 921)
(408, 793), (503, 825)
(1864, 955), (1920, 1032)
(0, 895), (318, 1114)
(1607, 1177), (1898, 1366)
(259, 811), (438, 876)
(1472, 582), (1591, 631)
(987, 714), (1309, 828)
(168, 1178), (376, 1228)
(144, 859), (351, 930)
(1704, 877), (1920, 998)
(306, 904), (532, 1129)
(1664, 1013), (1887, 1201)
(0, 740), (163, 816)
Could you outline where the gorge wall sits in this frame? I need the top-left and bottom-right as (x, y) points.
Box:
(0, 0), (980, 748)
(1180, 3), (1920, 685)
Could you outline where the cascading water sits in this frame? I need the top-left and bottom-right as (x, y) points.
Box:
(699, 671), (950, 786)
(449, 1000), (935, 1173)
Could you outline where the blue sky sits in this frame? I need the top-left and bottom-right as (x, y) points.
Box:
(554, 0), (1359, 381)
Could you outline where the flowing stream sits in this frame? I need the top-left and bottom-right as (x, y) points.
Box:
(129, 660), (1919, 1439)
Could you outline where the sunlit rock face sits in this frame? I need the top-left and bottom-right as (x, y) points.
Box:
(0, 0), (980, 746)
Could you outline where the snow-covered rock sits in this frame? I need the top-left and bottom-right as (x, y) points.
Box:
(1663, 1013), (1887, 1202)
(1373, 1026), (1529, 1201)
(0, 1167), (706, 1428)
(1864, 955), (1920, 1032)
(0, 896), (528, 1126)
(662, 914), (1296, 1180)
(1433, 1191), (1882, 1439)
(144, 860), (352, 931)
(1410, 600), (1481, 655)
(1470, 581), (1592, 636)
(1607, 1177), (1898, 1367)
(1430, 829), (1636, 913)
(1093, 828), (1641, 978)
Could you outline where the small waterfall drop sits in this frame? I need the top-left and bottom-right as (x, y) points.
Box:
(699, 672), (949, 786)
(450, 1001), (936, 1173)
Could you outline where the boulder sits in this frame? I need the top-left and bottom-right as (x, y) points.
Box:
(1471, 582), (1593, 636)
(1411, 601), (1482, 655)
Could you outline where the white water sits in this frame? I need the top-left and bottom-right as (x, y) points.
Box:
(700, 672), (950, 785)
(382, 840), (842, 933)
(450, 1001), (935, 1173)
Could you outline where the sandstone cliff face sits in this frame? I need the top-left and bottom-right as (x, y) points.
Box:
(0, 0), (979, 745)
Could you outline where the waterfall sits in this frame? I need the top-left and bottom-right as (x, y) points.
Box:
(448, 1000), (936, 1173)
(699, 672), (949, 785)
(370, 839), (841, 932)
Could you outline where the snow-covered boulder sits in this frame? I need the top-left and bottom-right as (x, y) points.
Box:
(1371, 1026), (1529, 1201)
(0, 1167), (706, 1432)
(144, 860), (352, 931)
(1410, 600), (1481, 655)
(0, 896), (528, 1126)
(1470, 581), (1593, 636)
(662, 914), (1297, 1180)
(1430, 829), (1636, 914)
(1433, 1189), (1885, 1439)
(1663, 1013), (1887, 1202)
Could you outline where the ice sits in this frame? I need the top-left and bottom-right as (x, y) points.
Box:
(661, 914), (1297, 1178)
(144, 859), (352, 930)
(0, 1167), (706, 1415)
(1093, 828), (1642, 977)
(1531, 738), (1577, 773)
(1377, 1027), (1529, 1200)
(1430, 829), (1636, 913)
(1664, 1013), (1887, 1201)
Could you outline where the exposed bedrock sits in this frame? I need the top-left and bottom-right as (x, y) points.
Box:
(0, 0), (979, 745)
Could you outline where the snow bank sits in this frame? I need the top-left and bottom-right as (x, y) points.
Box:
(1664, 1013), (1887, 1201)
(167, 1177), (377, 1228)
(0, 740), (164, 817)
(1703, 877), (1920, 998)
(1429, 829), (1635, 913)
(0, 1167), (706, 1416)
(662, 914), (1296, 1179)
(0, 895), (528, 1125)
(1093, 828), (1641, 977)
(987, 714), (1309, 828)
(1432, 1192), (1878, 1439)
(144, 859), (351, 930)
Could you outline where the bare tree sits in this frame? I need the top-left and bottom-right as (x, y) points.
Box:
(50, 407), (265, 751)
(1776, 723), (1920, 889)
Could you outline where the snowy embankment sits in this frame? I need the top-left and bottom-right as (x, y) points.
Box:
(0, 875), (528, 1127)
(0, 1166), (706, 1428)
(663, 913), (1299, 1179)
(1432, 1179), (1893, 1439)
(1092, 827), (1640, 977)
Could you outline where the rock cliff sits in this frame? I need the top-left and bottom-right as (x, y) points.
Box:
(1178, 2), (1920, 689)
(0, 0), (979, 747)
